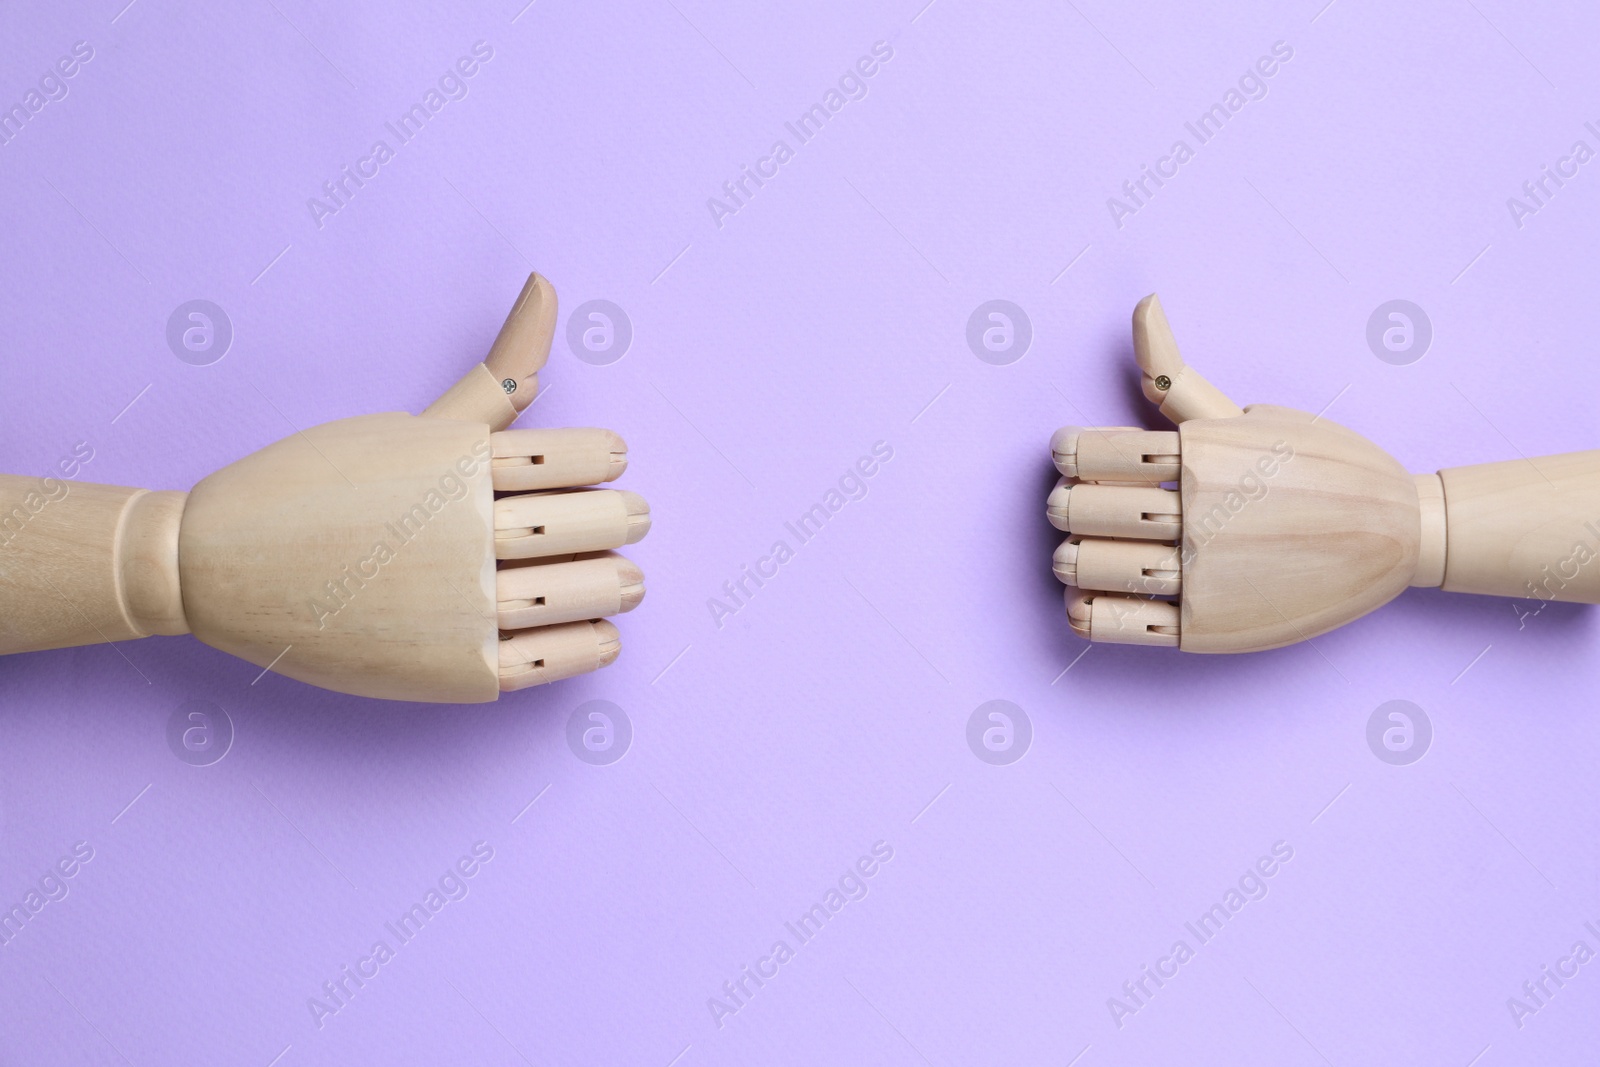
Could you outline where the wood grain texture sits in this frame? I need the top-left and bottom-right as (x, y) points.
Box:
(1178, 405), (1421, 653)
(1133, 293), (1245, 423)
(490, 428), (627, 491)
(179, 412), (500, 703)
(0, 477), (188, 654)
(1439, 449), (1600, 603)
(496, 553), (642, 630)
(423, 362), (518, 428)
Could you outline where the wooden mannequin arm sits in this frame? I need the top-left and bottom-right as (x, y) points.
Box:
(1051, 293), (1600, 651)
(0, 475), (188, 655)
(1419, 449), (1600, 603)
(0, 273), (649, 700)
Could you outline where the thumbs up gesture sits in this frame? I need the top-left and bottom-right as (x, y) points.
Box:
(1048, 295), (1600, 651)
(0, 273), (650, 701)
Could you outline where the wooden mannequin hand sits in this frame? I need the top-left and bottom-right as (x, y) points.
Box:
(1047, 294), (1600, 652)
(0, 273), (650, 702)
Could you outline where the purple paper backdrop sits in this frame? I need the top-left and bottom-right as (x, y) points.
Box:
(3, 0), (1600, 1063)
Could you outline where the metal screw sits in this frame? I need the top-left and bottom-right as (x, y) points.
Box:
(1154, 374), (1171, 391)
(501, 378), (517, 395)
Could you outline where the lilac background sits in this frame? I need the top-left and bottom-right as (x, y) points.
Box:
(3, 0), (1600, 1062)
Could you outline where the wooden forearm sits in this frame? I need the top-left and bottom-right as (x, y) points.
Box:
(1422, 449), (1600, 603)
(0, 476), (188, 654)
